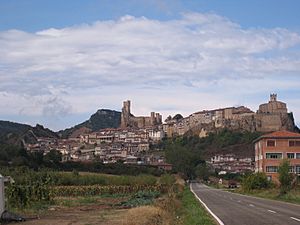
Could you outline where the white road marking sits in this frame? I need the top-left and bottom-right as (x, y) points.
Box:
(267, 210), (276, 214)
(249, 204), (255, 207)
(190, 184), (225, 225)
(290, 217), (300, 222)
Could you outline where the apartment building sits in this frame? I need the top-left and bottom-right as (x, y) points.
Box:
(254, 130), (300, 182)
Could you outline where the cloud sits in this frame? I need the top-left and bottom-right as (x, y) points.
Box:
(0, 12), (300, 130)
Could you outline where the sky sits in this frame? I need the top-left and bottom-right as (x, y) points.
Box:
(0, 0), (300, 131)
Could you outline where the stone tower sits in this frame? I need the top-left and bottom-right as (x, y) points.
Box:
(270, 93), (277, 102)
(121, 100), (131, 128)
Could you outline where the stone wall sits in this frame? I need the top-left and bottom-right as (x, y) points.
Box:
(120, 100), (162, 129)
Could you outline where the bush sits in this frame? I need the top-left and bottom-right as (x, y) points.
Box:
(278, 159), (293, 195)
(242, 173), (272, 192)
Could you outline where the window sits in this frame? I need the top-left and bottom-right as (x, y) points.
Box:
(297, 153), (300, 159)
(289, 166), (295, 173)
(266, 153), (282, 159)
(267, 140), (275, 147)
(266, 166), (278, 173)
(289, 140), (300, 147)
(287, 153), (295, 159)
(296, 166), (300, 174)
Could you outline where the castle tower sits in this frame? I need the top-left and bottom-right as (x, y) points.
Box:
(270, 93), (277, 102)
(121, 100), (131, 128)
(150, 112), (155, 125)
(155, 113), (161, 124)
(123, 100), (131, 114)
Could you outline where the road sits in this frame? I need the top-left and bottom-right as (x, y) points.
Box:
(190, 182), (300, 225)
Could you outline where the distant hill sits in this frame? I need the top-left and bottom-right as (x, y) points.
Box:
(58, 109), (121, 138)
(0, 121), (58, 146)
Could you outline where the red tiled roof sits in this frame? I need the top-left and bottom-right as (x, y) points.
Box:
(254, 130), (300, 142)
(261, 130), (300, 138)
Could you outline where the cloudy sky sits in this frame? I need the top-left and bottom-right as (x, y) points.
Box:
(0, 0), (300, 131)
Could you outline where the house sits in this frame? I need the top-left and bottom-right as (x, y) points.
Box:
(124, 155), (138, 164)
(210, 154), (254, 174)
(151, 162), (173, 171)
(254, 130), (300, 182)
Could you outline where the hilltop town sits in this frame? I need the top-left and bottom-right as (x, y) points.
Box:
(13, 94), (295, 173)
(164, 94), (295, 137)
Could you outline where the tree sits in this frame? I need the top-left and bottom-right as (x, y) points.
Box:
(165, 141), (204, 179)
(44, 150), (62, 168)
(195, 163), (209, 181)
(278, 159), (293, 195)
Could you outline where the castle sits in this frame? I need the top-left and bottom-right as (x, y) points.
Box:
(119, 95), (296, 137)
(120, 100), (162, 129)
(163, 94), (295, 137)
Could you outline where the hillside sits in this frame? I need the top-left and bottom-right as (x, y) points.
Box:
(163, 130), (262, 161)
(58, 109), (121, 138)
(0, 121), (58, 146)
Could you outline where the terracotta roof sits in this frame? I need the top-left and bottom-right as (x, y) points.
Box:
(261, 130), (300, 138)
(254, 130), (300, 142)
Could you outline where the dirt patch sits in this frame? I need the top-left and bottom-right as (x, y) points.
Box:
(122, 206), (170, 225)
(12, 206), (128, 225)
(9, 196), (131, 225)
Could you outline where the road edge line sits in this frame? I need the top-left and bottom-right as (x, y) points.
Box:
(190, 183), (225, 225)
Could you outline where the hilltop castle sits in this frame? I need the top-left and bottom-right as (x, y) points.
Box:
(119, 95), (296, 137)
(120, 100), (162, 129)
(163, 94), (295, 137)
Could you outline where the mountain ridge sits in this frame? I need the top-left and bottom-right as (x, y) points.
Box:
(0, 120), (58, 146)
(57, 109), (121, 138)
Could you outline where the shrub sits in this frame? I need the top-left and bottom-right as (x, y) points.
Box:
(242, 172), (272, 192)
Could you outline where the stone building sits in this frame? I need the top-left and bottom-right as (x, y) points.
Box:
(258, 94), (287, 114)
(120, 100), (162, 129)
(163, 94), (296, 137)
(255, 94), (294, 132)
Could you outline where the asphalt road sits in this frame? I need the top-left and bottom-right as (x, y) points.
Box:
(190, 182), (300, 225)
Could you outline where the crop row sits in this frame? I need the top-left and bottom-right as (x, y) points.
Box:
(53, 184), (168, 197)
(6, 182), (52, 208)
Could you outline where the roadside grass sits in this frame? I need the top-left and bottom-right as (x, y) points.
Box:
(181, 187), (217, 225)
(236, 186), (300, 205)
